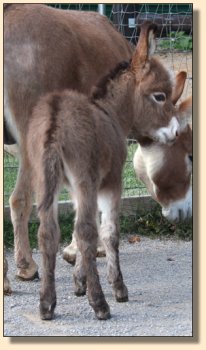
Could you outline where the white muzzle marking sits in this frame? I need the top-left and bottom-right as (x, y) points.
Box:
(154, 117), (180, 144)
(162, 187), (192, 222)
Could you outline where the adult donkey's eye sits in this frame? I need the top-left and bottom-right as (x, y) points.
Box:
(153, 92), (166, 103)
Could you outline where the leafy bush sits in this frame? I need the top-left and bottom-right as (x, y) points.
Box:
(159, 31), (192, 51)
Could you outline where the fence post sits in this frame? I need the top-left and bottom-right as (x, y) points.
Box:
(98, 4), (106, 16)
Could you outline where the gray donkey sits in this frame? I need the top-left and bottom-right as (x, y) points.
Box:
(27, 22), (186, 321)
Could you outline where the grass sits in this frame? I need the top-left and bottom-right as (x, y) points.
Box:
(4, 212), (75, 249)
(4, 204), (192, 250)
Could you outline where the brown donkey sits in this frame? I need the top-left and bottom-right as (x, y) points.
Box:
(27, 22), (186, 320)
(134, 96), (192, 222)
(4, 3), (132, 291)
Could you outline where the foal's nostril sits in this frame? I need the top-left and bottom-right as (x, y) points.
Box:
(176, 130), (179, 137)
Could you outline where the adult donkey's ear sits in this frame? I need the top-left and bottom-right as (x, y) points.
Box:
(131, 21), (158, 72)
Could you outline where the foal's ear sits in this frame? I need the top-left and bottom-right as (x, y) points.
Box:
(131, 21), (158, 72)
(172, 71), (187, 105)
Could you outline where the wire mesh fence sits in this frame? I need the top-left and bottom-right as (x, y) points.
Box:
(4, 3), (192, 218)
(48, 3), (192, 101)
(3, 140), (149, 207)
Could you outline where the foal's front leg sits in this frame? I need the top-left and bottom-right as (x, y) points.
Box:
(4, 255), (12, 295)
(74, 185), (110, 320)
(98, 191), (128, 302)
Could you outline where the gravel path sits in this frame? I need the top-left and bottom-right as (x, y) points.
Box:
(4, 237), (192, 337)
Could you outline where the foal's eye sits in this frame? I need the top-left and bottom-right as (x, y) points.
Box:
(152, 92), (166, 103)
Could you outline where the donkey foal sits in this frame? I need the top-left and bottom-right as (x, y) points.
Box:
(27, 22), (185, 320)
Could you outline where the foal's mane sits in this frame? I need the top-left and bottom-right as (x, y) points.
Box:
(90, 60), (130, 101)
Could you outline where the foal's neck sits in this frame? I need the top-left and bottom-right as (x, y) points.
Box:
(91, 70), (135, 137)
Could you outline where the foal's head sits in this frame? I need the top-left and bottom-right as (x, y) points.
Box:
(129, 22), (187, 144)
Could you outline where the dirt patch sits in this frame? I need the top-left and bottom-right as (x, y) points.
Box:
(4, 237), (192, 337)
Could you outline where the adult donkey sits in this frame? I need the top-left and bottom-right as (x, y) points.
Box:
(27, 22), (185, 320)
(134, 96), (192, 222)
(4, 3), (132, 289)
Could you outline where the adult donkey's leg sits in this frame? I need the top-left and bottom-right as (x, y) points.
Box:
(63, 218), (106, 265)
(98, 190), (128, 302)
(74, 183), (110, 320)
(9, 152), (38, 280)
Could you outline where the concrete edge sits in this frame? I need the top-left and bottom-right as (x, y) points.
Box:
(4, 195), (157, 222)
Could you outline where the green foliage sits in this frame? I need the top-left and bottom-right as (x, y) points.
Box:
(159, 31), (192, 51)
(4, 204), (192, 250)
(120, 205), (192, 241)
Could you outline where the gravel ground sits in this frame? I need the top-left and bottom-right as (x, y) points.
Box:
(4, 237), (192, 337)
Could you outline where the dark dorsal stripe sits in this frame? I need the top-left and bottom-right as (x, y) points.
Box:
(91, 61), (130, 101)
(44, 94), (61, 149)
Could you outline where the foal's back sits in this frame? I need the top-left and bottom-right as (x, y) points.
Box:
(29, 90), (126, 191)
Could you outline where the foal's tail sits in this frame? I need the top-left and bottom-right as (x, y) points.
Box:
(38, 144), (63, 212)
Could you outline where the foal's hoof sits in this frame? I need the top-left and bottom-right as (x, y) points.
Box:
(95, 303), (111, 320)
(116, 294), (129, 303)
(4, 282), (12, 296)
(40, 301), (56, 321)
(74, 288), (86, 297)
(115, 285), (129, 303)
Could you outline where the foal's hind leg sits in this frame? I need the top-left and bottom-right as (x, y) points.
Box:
(4, 254), (12, 295)
(73, 183), (110, 320)
(38, 196), (60, 320)
(98, 191), (128, 302)
(63, 190), (105, 265)
(73, 247), (87, 296)
(9, 154), (38, 280)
